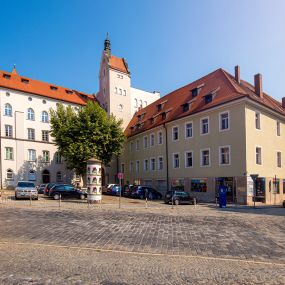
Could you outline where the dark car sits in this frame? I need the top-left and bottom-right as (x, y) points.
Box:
(130, 186), (162, 200)
(111, 185), (122, 196)
(37, 184), (46, 194)
(44, 183), (58, 196)
(164, 191), (195, 205)
(283, 200), (285, 208)
(49, 184), (87, 200)
(122, 184), (134, 197)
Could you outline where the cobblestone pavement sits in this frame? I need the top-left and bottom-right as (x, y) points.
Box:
(0, 203), (285, 284)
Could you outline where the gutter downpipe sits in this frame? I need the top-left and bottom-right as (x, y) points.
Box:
(163, 123), (169, 192)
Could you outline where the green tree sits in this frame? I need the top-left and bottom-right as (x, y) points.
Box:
(50, 101), (125, 175)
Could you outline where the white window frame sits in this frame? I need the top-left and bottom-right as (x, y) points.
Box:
(150, 157), (156, 171)
(55, 152), (63, 164)
(144, 159), (149, 171)
(277, 121), (281, 136)
(42, 130), (49, 142)
(136, 160), (140, 172)
(157, 156), (163, 170)
(27, 108), (35, 121)
(6, 169), (13, 180)
(27, 128), (35, 140)
(172, 126), (179, 141)
(200, 148), (211, 167)
(150, 133), (155, 147)
(28, 149), (36, 162)
(200, 116), (209, 135)
(185, 151), (193, 168)
(41, 111), (49, 123)
(173, 153), (180, 169)
(5, 125), (13, 137)
(4, 103), (12, 117)
(255, 146), (262, 165)
(219, 145), (231, 166)
(42, 150), (50, 163)
(219, 111), (230, 132)
(143, 136), (148, 149)
(5, 147), (13, 160)
(185, 121), (193, 139)
(255, 112), (261, 130)
(157, 131), (163, 145)
(277, 151), (282, 168)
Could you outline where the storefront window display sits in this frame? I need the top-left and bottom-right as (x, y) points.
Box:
(255, 177), (266, 202)
(191, 179), (207, 192)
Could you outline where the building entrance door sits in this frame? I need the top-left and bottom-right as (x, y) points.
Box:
(42, 169), (50, 184)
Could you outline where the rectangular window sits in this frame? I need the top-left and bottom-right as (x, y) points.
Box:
(185, 122), (193, 138)
(220, 112), (229, 130)
(158, 131), (163, 145)
(56, 152), (62, 164)
(158, 157), (163, 170)
(143, 136), (148, 148)
(136, 161), (140, 172)
(28, 149), (36, 161)
(42, 151), (50, 162)
(201, 118), (209, 134)
(185, 151), (193, 167)
(5, 147), (13, 160)
(136, 139), (139, 151)
(172, 126), (179, 141)
(130, 141), (134, 152)
(277, 121), (281, 136)
(150, 133), (155, 147)
(5, 125), (13, 137)
(255, 112), (261, 129)
(201, 149), (210, 166)
(220, 146), (230, 165)
(277, 152), (282, 168)
(150, 158), (156, 171)
(130, 162), (134, 172)
(144, 159), (148, 171)
(173, 153), (180, 168)
(27, 128), (35, 140)
(42, 130), (49, 142)
(256, 147), (262, 165)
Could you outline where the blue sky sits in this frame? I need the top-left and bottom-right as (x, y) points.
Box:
(1, 0), (285, 100)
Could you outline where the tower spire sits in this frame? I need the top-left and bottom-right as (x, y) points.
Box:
(12, 64), (18, 75)
(104, 32), (111, 57)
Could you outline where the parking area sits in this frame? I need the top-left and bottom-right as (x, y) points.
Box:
(0, 191), (285, 284)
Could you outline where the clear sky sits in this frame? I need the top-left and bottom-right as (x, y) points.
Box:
(1, 0), (285, 100)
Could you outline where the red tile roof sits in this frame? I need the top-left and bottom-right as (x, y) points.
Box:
(125, 68), (285, 137)
(0, 69), (96, 105)
(108, 55), (129, 74)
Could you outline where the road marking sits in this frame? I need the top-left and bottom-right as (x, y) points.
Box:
(0, 241), (284, 267)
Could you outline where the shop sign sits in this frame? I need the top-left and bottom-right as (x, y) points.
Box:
(247, 176), (254, 196)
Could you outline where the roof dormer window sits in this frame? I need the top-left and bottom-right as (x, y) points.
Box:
(65, 90), (73, 94)
(156, 100), (167, 112)
(204, 94), (213, 104)
(3, 74), (11, 80)
(21, 78), (29, 84)
(137, 112), (145, 121)
(50, 86), (58, 90)
(182, 103), (190, 112)
(191, 83), (204, 98)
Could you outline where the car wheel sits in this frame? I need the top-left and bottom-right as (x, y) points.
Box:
(79, 194), (85, 200)
(54, 194), (60, 200)
(175, 199), (179, 206)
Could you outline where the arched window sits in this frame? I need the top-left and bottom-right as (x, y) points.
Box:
(27, 108), (35, 120)
(28, 170), (36, 181)
(56, 171), (62, 182)
(41, 111), (49, 123)
(6, 169), (13, 180)
(4, 103), (12, 116)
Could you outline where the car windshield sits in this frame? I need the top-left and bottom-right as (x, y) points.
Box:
(18, 182), (35, 188)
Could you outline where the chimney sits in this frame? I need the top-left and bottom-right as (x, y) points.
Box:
(282, 97), (285, 108)
(235, 65), (240, 83)
(254, 73), (263, 98)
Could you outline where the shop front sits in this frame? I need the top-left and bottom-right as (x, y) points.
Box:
(215, 177), (236, 202)
(190, 179), (207, 192)
(255, 177), (266, 203)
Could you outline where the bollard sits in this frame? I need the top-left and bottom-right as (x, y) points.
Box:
(59, 194), (61, 207)
(194, 198), (197, 209)
(30, 195), (32, 206)
(215, 197), (218, 207)
(145, 196), (148, 209)
(171, 196), (174, 209)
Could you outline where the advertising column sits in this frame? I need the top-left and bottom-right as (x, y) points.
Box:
(87, 158), (102, 204)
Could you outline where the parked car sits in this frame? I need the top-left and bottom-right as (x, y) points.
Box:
(122, 184), (134, 197)
(102, 184), (117, 195)
(37, 184), (46, 194)
(44, 183), (58, 196)
(111, 185), (122, 196)
(15, 181), (38, 200)
(164, 190), (195, 205)
(130, 186), (162, 200)
(49, 184), (87, 200)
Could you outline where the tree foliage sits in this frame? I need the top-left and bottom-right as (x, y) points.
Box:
(50, 101), (125, 175)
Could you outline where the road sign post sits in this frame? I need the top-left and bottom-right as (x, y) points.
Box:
(250, 174), (259, 209)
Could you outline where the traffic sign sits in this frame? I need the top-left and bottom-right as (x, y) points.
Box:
(117, 172), (124, 180)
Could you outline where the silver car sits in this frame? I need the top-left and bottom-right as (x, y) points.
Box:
(15, 181), (38, 200)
